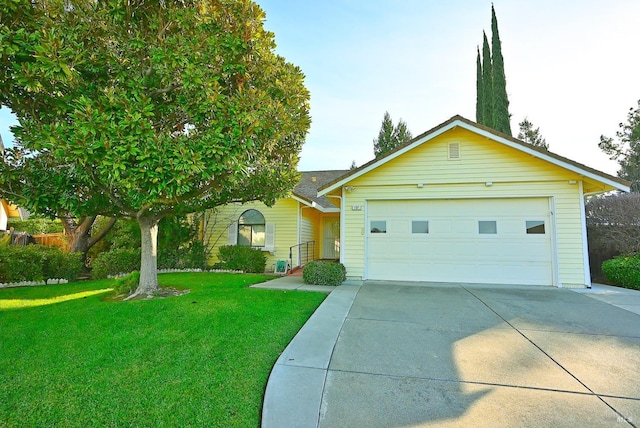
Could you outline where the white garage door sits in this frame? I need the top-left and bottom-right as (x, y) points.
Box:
(367, 198), (553, 285)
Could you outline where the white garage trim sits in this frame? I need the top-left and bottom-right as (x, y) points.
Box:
(364, 198), (556, 286)
(549, 197), (560, 288)
(578, 181), (591, 288)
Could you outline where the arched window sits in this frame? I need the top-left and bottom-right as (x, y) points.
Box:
(238, 209), (266, 247)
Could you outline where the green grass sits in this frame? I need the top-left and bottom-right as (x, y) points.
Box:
(0, 273), (326, 427)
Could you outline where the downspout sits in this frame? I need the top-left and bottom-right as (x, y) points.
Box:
(578, 181), (592, 288)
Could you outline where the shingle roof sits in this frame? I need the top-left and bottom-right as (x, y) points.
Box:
(293, 170), (349, 210)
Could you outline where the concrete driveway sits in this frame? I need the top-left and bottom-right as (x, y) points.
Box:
(262, 281), (640, 427)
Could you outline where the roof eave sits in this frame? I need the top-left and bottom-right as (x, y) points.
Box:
(291, 193), (336, 213)
(318, 115), (630, 196)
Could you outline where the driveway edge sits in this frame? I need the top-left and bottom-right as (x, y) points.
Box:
(261, 283), (361, 428)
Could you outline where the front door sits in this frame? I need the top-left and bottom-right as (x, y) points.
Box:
(323, 217), (340, 259)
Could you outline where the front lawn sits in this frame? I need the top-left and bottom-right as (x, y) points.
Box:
(0, 273), (326, 427)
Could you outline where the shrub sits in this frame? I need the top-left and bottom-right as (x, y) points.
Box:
(86, 218), (140, 264)
(157, 249), (180, 270)
(303, 261), (346, 286)
(602, 255), (640, 290)
(91, 248), (141, 279)
(36, 246), (83, 281)
(7, 218), (64, 234)
(113, 271), (140, 295)
(179, 240), (208, 269)
(0, 245), (82, 283)
(158, 241), (208, 270)
(0, 246), (44, 282)
(217, 246), (266, 273)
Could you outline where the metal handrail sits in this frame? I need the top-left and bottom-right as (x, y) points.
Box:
(289, 241), (315, 269)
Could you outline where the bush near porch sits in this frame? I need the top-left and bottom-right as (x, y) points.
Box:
(303, 260), (347, 286)
(602, 255), (640, 290)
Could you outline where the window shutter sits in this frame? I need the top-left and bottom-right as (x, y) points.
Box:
(264, 223), (275, 251)
(227, 222), (238, 245)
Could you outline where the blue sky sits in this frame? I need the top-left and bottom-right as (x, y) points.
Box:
(2, 0), (640, 175)
(257, 0), (640, 174)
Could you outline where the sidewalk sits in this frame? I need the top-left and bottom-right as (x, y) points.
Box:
(571, 282), (640, 315)
(250, 274), (337, 293)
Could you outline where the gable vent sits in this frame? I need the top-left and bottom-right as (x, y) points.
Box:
(448, 143), (460, 159)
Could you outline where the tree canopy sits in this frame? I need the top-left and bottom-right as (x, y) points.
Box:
(373, 111), (413, 157)
(599, 99), (640, 192)
(517, 118), (548, 149)
(0, 0), (311, 296)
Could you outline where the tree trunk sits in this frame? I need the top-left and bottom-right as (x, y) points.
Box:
(130, 215), (160, 298)
(62, 216), (93, 254)
(61, 216), (116, 266)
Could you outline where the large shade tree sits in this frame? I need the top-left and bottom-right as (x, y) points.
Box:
(1, 144), (117, 261)
(0, 0), (310, 297)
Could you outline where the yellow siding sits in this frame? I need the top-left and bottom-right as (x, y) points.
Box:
(301, 208), (321, 260)
(339, 127), (588, 287)
(205, 199), (300, 271)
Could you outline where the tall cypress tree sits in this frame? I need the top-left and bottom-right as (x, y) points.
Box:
(490, 4), (511, 135)
(476, 46), (484, 124)
(481, 32), (493, 128)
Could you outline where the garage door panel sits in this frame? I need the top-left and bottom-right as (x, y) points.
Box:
(367, 199), (553, 285)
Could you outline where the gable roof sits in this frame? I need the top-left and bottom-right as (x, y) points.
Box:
(292, 170), (349, 212)
(319, 115), (630, 195)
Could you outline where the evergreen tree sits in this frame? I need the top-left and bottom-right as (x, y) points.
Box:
(475, 6), (512, 135)
(476, 47), (484, 124)
(373, 112), (413, 157)
(518, 118), (548, 149)
(491, 4), (512, 135)
(393, 119), (413, 146)
(481, 32), (493, 128)
(373, 112), (395, 157)
(599, 99), (640, 191)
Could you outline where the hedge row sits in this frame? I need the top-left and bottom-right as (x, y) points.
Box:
(0, 245), (82, 283)
(602, 254), (640, 290)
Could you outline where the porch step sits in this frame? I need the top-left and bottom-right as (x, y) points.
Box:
(288, 266), (304, 277)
